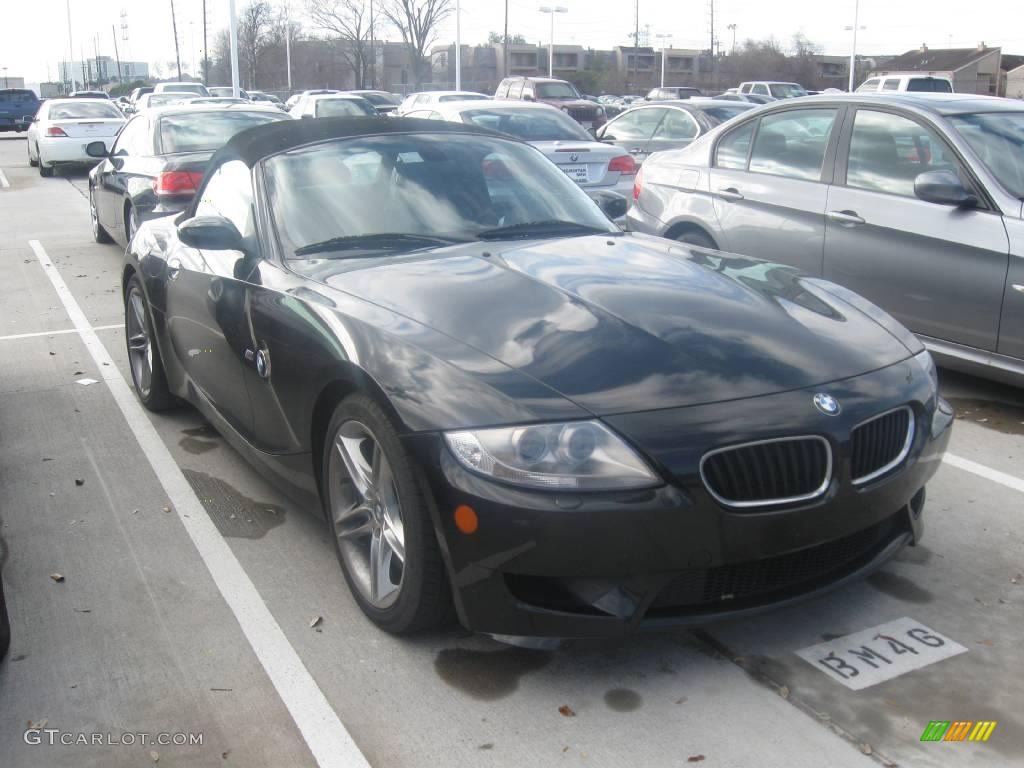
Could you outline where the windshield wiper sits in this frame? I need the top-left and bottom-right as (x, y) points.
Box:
(475, 220), (609, 240)
(293, 232), (468, 257)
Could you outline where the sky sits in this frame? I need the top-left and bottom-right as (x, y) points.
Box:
(4, 0), (1024, 84)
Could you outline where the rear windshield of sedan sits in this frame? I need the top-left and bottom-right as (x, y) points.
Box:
(264, 134), (615, 258)
(769, 83), (807, 98)
(357, 93), (400, 106)
(49, 102), (123, 119)
(699, 104), (752, 124)
(461, 108), (591, 141)
(949, 111), (1024, 199)
(158, 111), (286, 153)
(315, 98), (375, 117)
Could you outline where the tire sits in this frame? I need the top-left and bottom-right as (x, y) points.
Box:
(126, 204), (140, 243)
(322, 394), (452, 634)
(90, 186), (113, 244)
(28, 141), (38, 167)
(124, 275), (176, 411)
(38, 150), (53, 177)
(675, 228), (717, 250)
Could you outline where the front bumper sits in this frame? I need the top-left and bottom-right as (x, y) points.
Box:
(410, 358), (952, 639)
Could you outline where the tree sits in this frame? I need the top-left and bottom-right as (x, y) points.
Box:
(238, 0), (274, 89)
(487, 31), (525, 45)
(383, 0), (452, 87)
(306, 0), (372, 89)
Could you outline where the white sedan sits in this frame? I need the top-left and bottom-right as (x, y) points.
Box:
(27, 98), (126, 177)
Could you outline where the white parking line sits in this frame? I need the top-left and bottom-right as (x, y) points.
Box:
(0, 168), (10, 188)
(29, 240), (370, 768)
(943, 453), (1024, 495)
(0, 324), (121, 342)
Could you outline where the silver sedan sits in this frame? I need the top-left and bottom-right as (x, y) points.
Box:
(404, 100), (637, 203)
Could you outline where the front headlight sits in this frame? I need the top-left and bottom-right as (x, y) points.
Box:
(444, 420), (659, 491)
(914, 349), (938, 391)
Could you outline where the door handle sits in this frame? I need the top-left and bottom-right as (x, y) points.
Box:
(717, 187), (744, 201)
(166, 257), (182, 280)
(827, 210), (866, 226)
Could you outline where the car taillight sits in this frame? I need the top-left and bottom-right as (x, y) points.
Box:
(633, 165), (644, 202)
(608, 154), (636, 176)
(46, 126), (68, 137)
(154, 171), (203, 196)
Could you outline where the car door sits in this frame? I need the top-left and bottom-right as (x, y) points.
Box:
(1001, 209), (1024, 362)
(596, 107), (668, 164)
(708, 106), (840, 273)
(164, 159), (259, 436)
(823, 107), (1009, 351)
(96, 115), (152, 241)
(647, 107), (701, 156)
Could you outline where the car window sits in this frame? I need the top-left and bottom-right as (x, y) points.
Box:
(195, 160), (257, 244)
(315, 99), (373, 117)
(715, 121), (755, 169)
(701, 104), (752, 125)
(769, 84), (807, 98)
(883, 79), (901, 91)
(509, 81), (525, 99)
(906, 78), (953, 93)
(645, 89), (659, 99)
(752, 84), (769, 96)
(462, 107), (591, 141)
(846, 109), (963, 197)
(949, 111), (1024, 199)
(536, 82), (579, 99)
(159, 110), (286, 153)
(740, 84), (751, 93)
(495, 81), (510, 98)
(653, 109), (699, 140)
(49, 101), (123, 119)
(112, 116), (151, 156)
(856, 79), (881, 93)
(602, 108), (665, 141)
(440, 94), (487, 102)
(748, 108), (837, 181)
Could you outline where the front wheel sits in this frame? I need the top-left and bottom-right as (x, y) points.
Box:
(675, 228), (717, 249)
(124, 275), (175, 411)
(322, 394), (452, 634)
(90, 187), (113, 243)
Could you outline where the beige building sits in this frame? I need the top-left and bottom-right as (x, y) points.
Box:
(867, 45), (1002, 95)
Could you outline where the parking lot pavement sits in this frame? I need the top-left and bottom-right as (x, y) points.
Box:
(1, 135), (1021, 767)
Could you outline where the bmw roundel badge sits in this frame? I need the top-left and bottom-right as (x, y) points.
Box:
(813, 393), (841, 416)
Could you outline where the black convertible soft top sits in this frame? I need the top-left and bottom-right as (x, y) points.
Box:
(207, 115), (503, 172)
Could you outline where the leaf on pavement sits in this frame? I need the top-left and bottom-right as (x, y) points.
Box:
(687, 756), (705, 763)
(558, 705), (575, 717)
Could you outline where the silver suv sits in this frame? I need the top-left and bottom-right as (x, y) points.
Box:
(627, 93), (1024, 385)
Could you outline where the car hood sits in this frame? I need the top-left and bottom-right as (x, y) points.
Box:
(300, 234), (914, 415)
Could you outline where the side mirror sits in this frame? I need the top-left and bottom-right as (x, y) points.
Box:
(23, 115), (36, 123)
(85, 141), (109, 158)
(178, 215), (245, 251)
(914, 170), (977, 208)
(589, 189), (629, 220)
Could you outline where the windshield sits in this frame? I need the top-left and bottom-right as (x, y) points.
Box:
(949, 112), (1024, 199)
(49, 101), (122, 119)
(316, 98), (375, 117)
(159, 110), (287, 153)
(461, 107), (592, 141)
(265, 134), (616, 259)
(536, 82), (580, 100)
(907, 78), (953, 92)
(439, 94), (488, 102)
(148, 94), (189, 107)
(163, 84), (207, 95)
(358, 92), (399, 106)
(769, 83), (807, 98)
(700, 104), (752, 124)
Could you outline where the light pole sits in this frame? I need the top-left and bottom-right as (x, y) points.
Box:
(845, 0), (864, 92)
(229, 0), (240, 97)
(284, 0), (292, 92)
(656, 33), (672, 87)
(538, 6), (567, 79)
(455, 0), (461, 90)
(727, 23), (737, 53)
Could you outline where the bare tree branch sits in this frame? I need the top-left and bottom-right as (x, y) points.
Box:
(306, 0), (371, 88)
(383, 0), (452, 87)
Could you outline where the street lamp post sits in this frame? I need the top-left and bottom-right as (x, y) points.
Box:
(656, 33), (672, 88)
(455, 0), (461, 90)
(727, 23), (737, 53)
(538, 6), (567, 79)
(846, 0), (862, 92)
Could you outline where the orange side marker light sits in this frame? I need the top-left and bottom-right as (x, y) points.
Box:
(454, 505), (478, 534)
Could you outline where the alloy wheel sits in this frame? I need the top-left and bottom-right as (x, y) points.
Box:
(89, 190), (100, 239)
(125, 286), (153, 398)
(329, 420), (406, 609)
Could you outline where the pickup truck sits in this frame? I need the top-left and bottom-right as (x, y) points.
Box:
(0, 88), (42, 132)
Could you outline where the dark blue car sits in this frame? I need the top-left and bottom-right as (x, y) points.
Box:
(0, 88), (41, 132)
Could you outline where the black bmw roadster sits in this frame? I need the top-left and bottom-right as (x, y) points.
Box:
(123, 117), (952, 640)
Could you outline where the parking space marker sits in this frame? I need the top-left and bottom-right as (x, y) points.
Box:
(0, 324), (121, 342)
(944, 453), (1024, 495)
(0, 168), (10, 188)
(29, 239), (370, 768)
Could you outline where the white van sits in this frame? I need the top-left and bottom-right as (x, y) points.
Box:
(855, 75), (953, 93)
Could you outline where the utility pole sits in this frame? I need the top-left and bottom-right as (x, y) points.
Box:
(708, 0), (714, 56)
(633, 0), (639, 91)
(81, 43), (87, 89)
(170, 0), (182, 80)
(847, 0), (860, 92)
(229, 0), (241, 97)
(727, 23), (736, 53)
(285, 0), (292, 92)
(369, 0), (375, 90)
(94, 33), (101, 87)
(65, 0), (74, 92)
(202, 0), (209, 85)
(503, 0), (509, 80)
(112, 25), (124, 84)
(455, 0), (461, 89)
